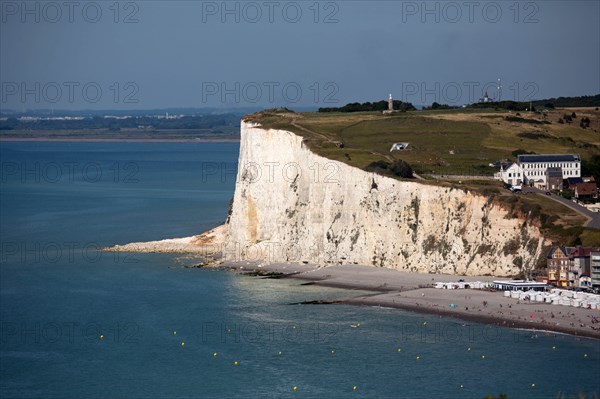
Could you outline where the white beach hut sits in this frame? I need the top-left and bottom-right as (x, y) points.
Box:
(518, 291), (528, 300)
(559, 297), (571, 306)
(564, 291), (574, 299)
(534, 293), (544, 302)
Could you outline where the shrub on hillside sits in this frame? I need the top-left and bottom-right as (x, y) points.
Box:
(366, 159), (414, 178)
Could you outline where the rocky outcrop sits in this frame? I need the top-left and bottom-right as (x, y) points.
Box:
(223, 121), (546, 276)
(104, 225), (226, 254)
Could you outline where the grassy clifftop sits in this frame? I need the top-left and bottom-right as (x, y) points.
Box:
(245, 107), (599, 176)
(245, 107), (600, 246)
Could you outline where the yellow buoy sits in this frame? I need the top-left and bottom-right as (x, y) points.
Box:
(531, 383), (536, 388)
(584, 354), (588, 358)
(234, 361), (238, 365)
(353, 386), (357, 391)
(173, 331), (177, 335)
(397, 348), (401, 352)
(481, 355), (485, 359)
(278, 351), (283, 355)
(552, 346), (556, 350)
(423, 322), (427, 326)
(416, 356), (420, 361)
(213, 352), (218, 357)
(181, 342), (185, 347)
(99, 335), (104, 340)
(357, 323), (360, 327)
(293, 386), (297, 392)
(467, 347), (471, 351)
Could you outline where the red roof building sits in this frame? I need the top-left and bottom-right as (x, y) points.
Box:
(574, 182), (598, 198)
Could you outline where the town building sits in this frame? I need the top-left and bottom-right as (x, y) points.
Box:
(546, 167), (563, 191)
(591, 251), (600, 292)
(547, 246), (570, 287)
(580, 275), (592, 290)
(574, 182), (598, 200)
(518, 154), (581, 185)
(492, 280), (547, 291)
(565, 177), (584, 189)
(495, 162), (523, 186)
(569, 247), (593, 288)
(565, 176), (595, 190)
(547, 246), (600, 289)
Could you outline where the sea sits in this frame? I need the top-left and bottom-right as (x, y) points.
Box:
(1, 141), (599, 399)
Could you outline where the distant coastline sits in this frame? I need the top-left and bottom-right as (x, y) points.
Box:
(0, 136), (240, 143)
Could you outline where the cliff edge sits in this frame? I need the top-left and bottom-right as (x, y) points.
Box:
(223, 121), (546, 276)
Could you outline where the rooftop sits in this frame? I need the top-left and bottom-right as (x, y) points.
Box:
(570, 246), (597, 257)
(492, 280), (548, 286)
(575, 182), (598, 196)
(546, 246), (600, 258)
(500, 162), (515, 171)
(546, 167), (563, 177)
(518, 154), (581, 163)
(547, 246), (572, 258)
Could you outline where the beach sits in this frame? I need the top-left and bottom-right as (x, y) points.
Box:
(220, 262), (600, 340)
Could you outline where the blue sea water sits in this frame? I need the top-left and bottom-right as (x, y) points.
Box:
(1, 141), (599, 399)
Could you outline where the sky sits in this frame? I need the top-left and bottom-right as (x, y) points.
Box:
(1, 0), (599, 111)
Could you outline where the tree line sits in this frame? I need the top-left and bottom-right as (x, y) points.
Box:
(318, 100), (416, 113)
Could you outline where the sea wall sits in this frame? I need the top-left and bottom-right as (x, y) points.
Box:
(224, 121), (546, 276)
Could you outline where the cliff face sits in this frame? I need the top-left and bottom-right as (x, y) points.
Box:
(225, 121), (546, 276)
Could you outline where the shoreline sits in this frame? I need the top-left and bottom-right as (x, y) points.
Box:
(219, 262), (600, 340)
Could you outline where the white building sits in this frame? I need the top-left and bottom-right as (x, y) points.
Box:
(518, 154), (581, 185)
(492, 280), (547, 291)
(591, 252), (600, 292)
(495, 162), (523, 186)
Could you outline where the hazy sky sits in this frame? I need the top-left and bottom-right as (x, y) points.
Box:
(1, 0), (599, 110)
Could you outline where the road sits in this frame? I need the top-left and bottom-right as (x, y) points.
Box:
(425, 174), (495, 180)
(521, 187), (600, 229)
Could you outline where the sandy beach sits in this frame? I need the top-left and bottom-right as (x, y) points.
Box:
(220, 262), (600, 340)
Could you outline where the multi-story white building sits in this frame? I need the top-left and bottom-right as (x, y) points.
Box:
(591, 251), (600, 292)
(518, 154), (581, 184)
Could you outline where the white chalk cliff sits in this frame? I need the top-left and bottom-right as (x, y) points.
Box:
(223, 121), (546, 276)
